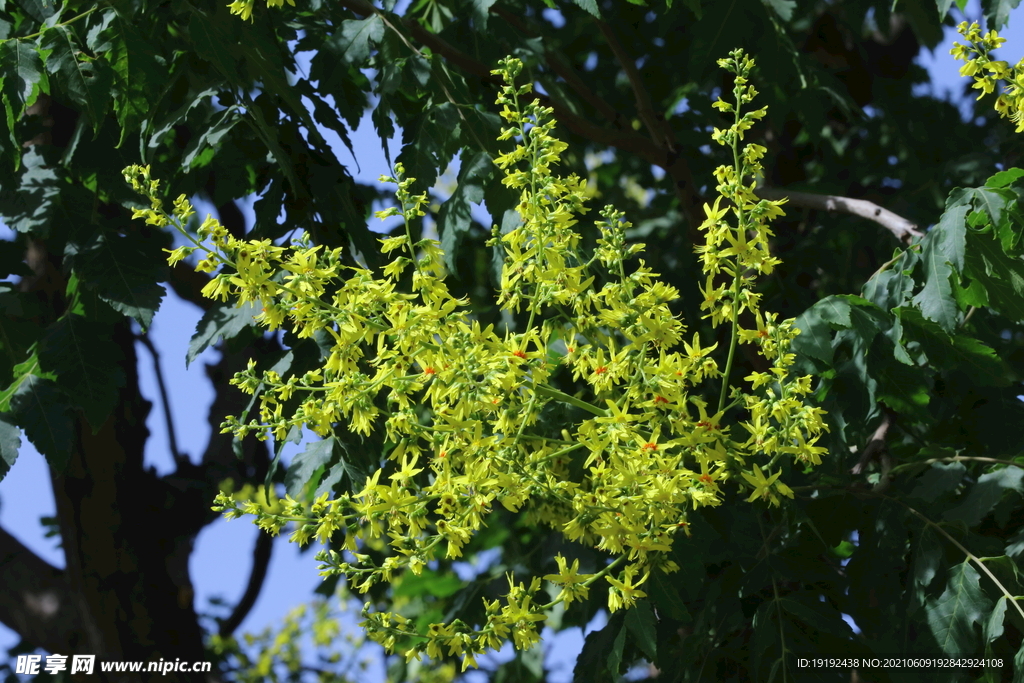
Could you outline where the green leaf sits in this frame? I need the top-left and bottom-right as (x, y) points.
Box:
(0, 412), (19, 482)
(146, 86), (220, 151)
(10, 374), (74, 472)
(909, 462), (966, 501)
(439, 151), (492, 277)
(777, 595), (856, 641)
(864, 250), (918, 311)
(949, 185), (1013, 228)
(912, 227), (959, 333)
(0, 147), (61, 236)
(188, 13), (242, 84)
(0, 40), (47, 157)
(951, 275), (989, 309)
(935, 0), (955, 17)
(792, 296), (851, 364)
(986, 167), (1024, 189)
(466, 0), (497, 30)
(40, 25), (113, 132)
(571, 0), (602, 18)
(981, 0), (1022, 30)
(308, 56), (368, 131)
(896, 307), (1010, 385)
(72, 232), (167, 330)
(751, 598), (779, 676)
(108, 19), (158, 147)
(964, 230), (1024, 321)
(945, 336), (1011, 386)
(925, 561), (992, 655)
(332, 16), (385, 65)
(912, 525), (942, 588)
(646, 569), (690, 621)
(608, 621), (626, 674)
(13, 0), (59, 23)
(818, 295), (854, 327)
(984, 596), (1007, 643)
(182, 106), (242, 169)
(0, 292), (39, 391)
(945, 466), (1024, 527)
(625, 599), (657, 661)
(304, 84), (356, 161)
(763, 0), (796, 19)
(38, 314), (125, 430)
(285, 437), (338, 499)
(187, 301), (259, 368)
(934, 204), (969, 272)
(574, 613), (624, 683)
(871, 346), (930, 416)
(397, 102), (464, 195)
(1007, 528), (1024, 559)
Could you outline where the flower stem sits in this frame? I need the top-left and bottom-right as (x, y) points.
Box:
(718, 87), (746, 415)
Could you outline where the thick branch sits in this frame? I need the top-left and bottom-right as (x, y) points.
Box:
(851, 410), (891, 476)
(756, 187), (923, 243)
(0, 526), (84, 654)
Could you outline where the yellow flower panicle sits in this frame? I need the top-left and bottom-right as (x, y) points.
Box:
(951, 22), (1024, 130)
(124, 49), (827, 670)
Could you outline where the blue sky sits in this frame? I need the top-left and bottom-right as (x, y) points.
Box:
(1, 0), (1021, 679)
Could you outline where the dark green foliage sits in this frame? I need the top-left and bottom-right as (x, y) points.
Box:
(1, 0), (1024, 680)
(187, 301), (259, 367)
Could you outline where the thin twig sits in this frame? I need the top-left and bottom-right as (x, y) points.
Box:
(0, 7), (98, 44)
(756, 187), (923, 244)
(889, 455), (1023, 475)
(883, 493), (1024, 626)
(136, 333), (184, 464)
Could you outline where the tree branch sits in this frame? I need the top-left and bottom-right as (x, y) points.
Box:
(136, 333), (185, 465)
(0, 526), (84, 654)
(851, 406), (902, 497)
(756, 187), (923, 243)
(218, 529), (273, 638)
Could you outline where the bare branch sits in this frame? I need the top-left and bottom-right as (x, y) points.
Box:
(0, 526), (84, 654)
(136, 333), (185, 465)
(218, 529), (273, 638)
(851, 411), (891, 476)
(756, 187), (923, 243)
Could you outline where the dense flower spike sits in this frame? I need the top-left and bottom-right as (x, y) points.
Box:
(124, 49), (827, 669)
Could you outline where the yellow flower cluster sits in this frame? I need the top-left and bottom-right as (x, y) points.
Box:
(226, 0), (294, 22)
(950, 22), (1024, 130)
(124, 49), (827, 670)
